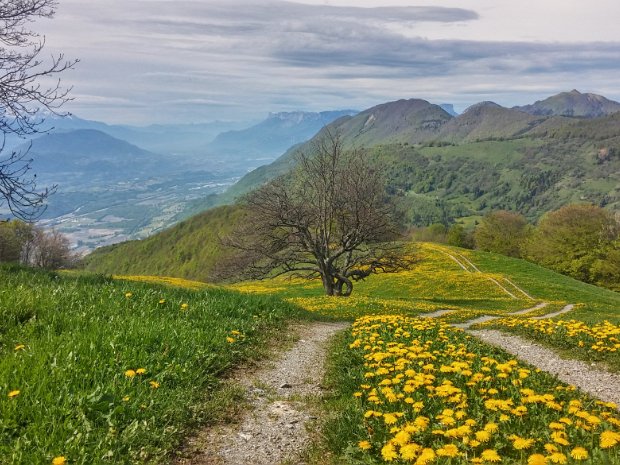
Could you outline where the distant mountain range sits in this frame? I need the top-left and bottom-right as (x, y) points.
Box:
(83, 90), (620, 281)
(1, 108), (364, 251)
(514, 89), (620, 118)
(206, 110), (358, 163)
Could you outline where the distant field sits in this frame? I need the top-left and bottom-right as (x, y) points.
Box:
(231, 242), (620, 368)
(0, 265), (307, 464)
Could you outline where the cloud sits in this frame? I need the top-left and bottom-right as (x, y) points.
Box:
(40, 0), (620, 124)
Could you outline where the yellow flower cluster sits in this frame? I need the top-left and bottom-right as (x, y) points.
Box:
(349, 315), (620, 464)
(114, 275), (212, 291)
(123, 367), (160, 390)
(486, 318), (620, 354)
(226, 330), (246, 344)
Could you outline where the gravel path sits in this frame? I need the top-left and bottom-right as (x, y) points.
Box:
(531, 303), (574, 320)
(508, 302), (548, 315)
(176, 321), (348, 465)
(468, 329), (620, 407)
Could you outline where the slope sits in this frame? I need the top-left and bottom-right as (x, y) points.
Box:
(82, 205), (244, 281)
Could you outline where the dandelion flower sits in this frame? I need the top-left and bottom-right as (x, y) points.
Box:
(513, 437), (535, 450)
(400, 443), (421, 460)
(122, 396), (130, 402)
(570, 447), (588, 460)
(149, 381), (160, 389)
(600, 430), (620, 448)
(527, 454), (547, 465)
(480, 449), (501, 462)
(8, 390), (20, 398)
(125, 292), (132, 298)
(124, 369), (136, 378)
(158, 299), (166, 304)
(226, 337), (235, 343)
(14, 344), (25, 351)
(181, 303), (189, 310)
(136, 368), (146, 375)
(548, 452), (567, 464)
(52, 457), (67, 465)
(381, 443), (398, 461)
(358, 440), (371, 451)
(436, 444), (459, 457)
(415, 448), (435, 465)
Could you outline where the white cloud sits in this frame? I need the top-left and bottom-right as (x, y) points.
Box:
(33, 0), (620, 124)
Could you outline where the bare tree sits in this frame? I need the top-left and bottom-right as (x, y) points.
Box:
(0, 0), (77, 220)
(29, 226), (74, 268)
(221, 131), (412, 296)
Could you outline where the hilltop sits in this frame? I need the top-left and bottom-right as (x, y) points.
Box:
(515, 89), (620, 117)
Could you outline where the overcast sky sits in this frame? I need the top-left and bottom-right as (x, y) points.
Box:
(38, 0), (620, 125)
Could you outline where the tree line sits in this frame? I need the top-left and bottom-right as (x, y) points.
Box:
(0, 219), (75, 268)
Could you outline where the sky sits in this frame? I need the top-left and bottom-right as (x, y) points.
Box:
(36, 0), (620, 125)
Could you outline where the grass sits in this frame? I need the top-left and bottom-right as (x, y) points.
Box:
(0, 264), (309, 464)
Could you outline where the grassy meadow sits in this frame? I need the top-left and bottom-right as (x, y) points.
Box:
(0, 265), (308, 464)
(2, 241), (620, 464)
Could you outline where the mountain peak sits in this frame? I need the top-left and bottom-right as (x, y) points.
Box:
(515, 90), (620, 118)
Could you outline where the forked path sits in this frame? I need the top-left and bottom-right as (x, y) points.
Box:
(176, 321), (348, 465)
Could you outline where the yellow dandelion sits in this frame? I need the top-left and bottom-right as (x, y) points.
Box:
(383, 413), (398, 425)
(135, 368), (146, 375)
(527, 454), (547, 465)
(226, 337), (236, 343)
(600, 430), (620, 449)
(475, 430), (492, 443)
(381, 443), (398, 461)
(358, 440), (371, 451)
(180, 303), (189, 310)
(149, 381), (160, 389)
(14, 344), (25, 351)
(570, 447), (588, 460)
(122, 396), (130, 402)
(400, 443), (421, 460)
(548, 452), (567, 464)
(125, 292), (132, 298)
(52, 457), (67, 465)
(513, 437), (535, 450)
(480, 449), (501, 462)
(124, 369), (136, 378)
(158, 299), (166, 304)
(8, 390), (20, 398)
(484, 422), (499, 433)
(415, 448), (436, 465)
(436, 444), (459, 457)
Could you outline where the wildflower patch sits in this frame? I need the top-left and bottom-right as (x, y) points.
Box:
(347, 315), (620, 464)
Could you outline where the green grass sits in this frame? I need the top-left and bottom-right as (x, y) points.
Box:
(0, 264), (309, 464)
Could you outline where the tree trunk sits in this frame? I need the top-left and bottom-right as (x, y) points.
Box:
(321, 273), (335, 296)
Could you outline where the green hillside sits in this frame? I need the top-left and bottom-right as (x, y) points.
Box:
(82, 205), (242, 282)
(203, 97), (620, 213)
(0, 264), (308, 464)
